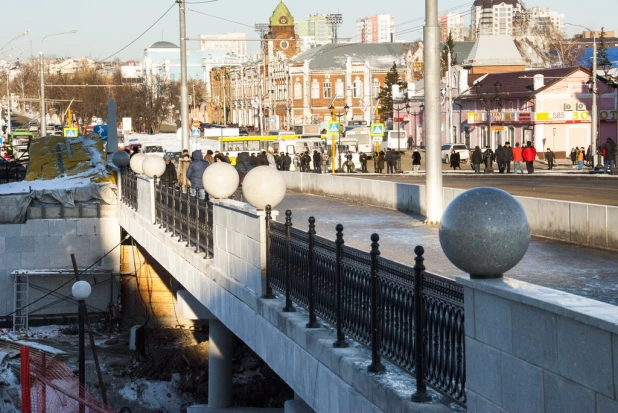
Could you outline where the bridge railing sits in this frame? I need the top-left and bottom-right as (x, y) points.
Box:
(265, 207), (466, 406)
(119, 168), (138, 210)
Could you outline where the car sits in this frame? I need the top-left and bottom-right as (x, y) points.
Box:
(144, 145), (165, 157)
(441, 144), (470, 163)
(239, 128), (249, 136)
(28, 121), (39, 132)
(0, 157), (26, 182)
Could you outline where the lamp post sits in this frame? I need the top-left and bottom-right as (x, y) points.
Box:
(0, 31), (28, 53)
(474, 80), (501, 148)
(601, 67), (618, 173)
(393, 96), (410, 172)
(39, 30), (77, 136)
(72, 280), (92, 413)
(334, 104), (350, 172)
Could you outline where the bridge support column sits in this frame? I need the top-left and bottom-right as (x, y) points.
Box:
(208, 319), (233, 408)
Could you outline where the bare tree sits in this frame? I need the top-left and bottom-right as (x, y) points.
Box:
(516, 24), (580, 68)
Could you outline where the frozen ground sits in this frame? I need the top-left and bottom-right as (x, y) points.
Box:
(278, 194), (618, 306)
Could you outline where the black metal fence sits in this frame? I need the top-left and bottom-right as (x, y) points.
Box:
(0, 162), (27, 184)
(120, 169), (138, 210)
(265, 207), (466, 406)
(154, 181), (214, 259)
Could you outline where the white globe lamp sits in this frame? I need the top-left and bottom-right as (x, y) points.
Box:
(203, 163), (239, 199)
(72, 281), (92, 300)
(142, 155), (167, 179)
(129, 153), (146, 174)
(112, 150), (130, 168)
(242, 166), (287, 209)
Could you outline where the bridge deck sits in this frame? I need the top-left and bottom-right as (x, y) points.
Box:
(278, 194), (618, 306)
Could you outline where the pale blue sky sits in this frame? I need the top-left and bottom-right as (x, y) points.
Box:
(1, 0), (611, 61)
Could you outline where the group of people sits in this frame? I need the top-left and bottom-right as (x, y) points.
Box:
(569, 139), (616, 172)
(470, 141), (538, 174)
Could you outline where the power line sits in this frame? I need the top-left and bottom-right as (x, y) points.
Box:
(187, 8), (255, 29)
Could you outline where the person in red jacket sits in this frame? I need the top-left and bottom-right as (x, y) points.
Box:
(512, 142), (524, 174)
(522, 141), (537, 174)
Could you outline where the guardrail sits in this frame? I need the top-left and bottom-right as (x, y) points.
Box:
(119, 168), (138, 210)
(265, 206), (466, 406)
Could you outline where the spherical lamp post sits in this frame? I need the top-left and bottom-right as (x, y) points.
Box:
(72, 280), (92, 413)
(129, 153), (146, 174)
(439, 187), (530, 278)
(241, 166), (287, 209)
(203, 162), (240, 199)
(142, 155), (167, 179)
(111, 150), (130, 168)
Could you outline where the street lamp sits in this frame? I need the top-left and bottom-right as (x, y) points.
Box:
(334, 104), (349, 172)
(0, 31), (28, 53)
(72, 280), (91, 413)
(600, 66), (618, 173)
(39, 30), (77, 136)
(474, 80), (501, 148)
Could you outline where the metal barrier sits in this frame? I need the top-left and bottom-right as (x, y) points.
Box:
(154, 181), (214, 259)
(120, 168), (137, 210)
(265, 206), (466, 406)
(0, 161), (26, 184)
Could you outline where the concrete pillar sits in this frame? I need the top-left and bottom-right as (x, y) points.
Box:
(208, 319), (233, 408)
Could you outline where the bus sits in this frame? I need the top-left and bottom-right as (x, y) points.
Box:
(218, 135), (300, 164)
(383, 130), (407, 153)
(324, 136), (361, 170)
(9, 129), (34, 163)
(345, 127), (372, 156)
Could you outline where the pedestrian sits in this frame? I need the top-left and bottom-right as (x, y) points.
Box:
(407, 136), (413, 150)
(586, 145), (592, 166)
(204, 149), (214, 164)
(301, 152), (311, 172)
(412, 148), (422, 174)
(224, 152), (231, 163)
(377, 151), (385, 173)
(235, 152), (254, 185)
(471, 146), (482, 173)
(293, 153), (301, 172)
(545, 147), (555, 170)
(250, 152), (257, 166)
(512, 142), (524, 174)
(577, 147), (585, 170)
(160, 155), (178, 187)
(177, 150), (191, 192)
(450, 148), (460, 170)
(275, 152), (282, 170)
(282, 152), (292, 171)
(186, 150), (209, 199)
(601, 138), (616, 172)
(130, 146), (141, 158)
(483, 145), (494, 173)
(322, 152), (329, 173)
(345, 151), (354, 173)
(495, 144), (506, 173)
(256, 151), (268, 166)
(522, 141), (537, 174)
(360, 152), (368, 173)
(213, 152), (226, 163)
(504, 141), (513, 173)
(266, 147), (276, 168)
(386, 148), (395, 174)
(570, 148), (577, 165)
(312, 150), (322, 173)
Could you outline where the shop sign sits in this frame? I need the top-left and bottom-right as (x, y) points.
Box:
(535, 111), (590, 122)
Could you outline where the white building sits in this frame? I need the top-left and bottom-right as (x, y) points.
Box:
(526, 7), (565, 34)
(440, 13), (466, 41)
(199, 33), (247, 57)
(48, 58), (95, 75)
(470, 0), (523, 38)
(356, 14), (395, 44)
(295, 14), (332, 51)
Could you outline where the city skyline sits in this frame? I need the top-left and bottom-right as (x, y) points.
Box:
(1, 0), (613, 62)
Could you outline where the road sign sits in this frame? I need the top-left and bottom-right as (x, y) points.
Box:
(327, 122), (340, 134)
(371, 123), (385, 137)
(269, 116), (275, 122)
(122, 117), (132, 132)
(489, 116), (494, 123)
(372, 136), (383, 143)
(93, 125), (108, 141)
(63, 128), (78, 138)
(192, 128), (200, 137)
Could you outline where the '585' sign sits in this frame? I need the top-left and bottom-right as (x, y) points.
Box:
(535, 111), (590, 122)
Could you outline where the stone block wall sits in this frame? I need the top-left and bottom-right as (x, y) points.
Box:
(458, 276), (618, 413)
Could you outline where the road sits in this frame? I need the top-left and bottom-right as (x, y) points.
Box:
(277, 194), (618, 307)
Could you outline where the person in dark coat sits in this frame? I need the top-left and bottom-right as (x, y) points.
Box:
(412, 149), (421, 174)
(312, 150), (322, 173)
(235, 152), (254, 185)
(255, 151), (268, 166)
(274, 152), (282, 170)
(282, 153), (292, 171)
(250, 153), (257, 166)
(449, 149), (460, 170)
(301, 152), (311, 172)
(495, 144), (506, 173)
(471, 146), (483, 173)
(376, 151), (385, 173)
(130, 146), (141, 158)
(385, 149), (395, 174)
(359, 152), (368, 173)
(545, 148), (556, 170)
(483, 145), (494, 171)
(159, 155), (178, 187)
(602, 138), (616, 172)
(185, 150), (209, 199)
(570, 148), (577, 165)
(504, 141), (513, 173)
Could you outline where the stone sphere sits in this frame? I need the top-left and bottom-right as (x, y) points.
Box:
(203, 162), (239, 199)
(112, 150), (130, 168)
(242, 166), (286, 209)
(142, 155), (167, 179)
(72, 280), (92, 300)
(439, 187), (530, 279)
(129, 153), (146, 174)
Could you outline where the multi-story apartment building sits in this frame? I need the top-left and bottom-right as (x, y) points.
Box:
(526, 7), (565, 34)
(470, 0), (523, 38)
(199, 33), (247, 57)
(356, 14), (395, 44)
(439, 13), (466, 41)
(295, 14), (331, 51)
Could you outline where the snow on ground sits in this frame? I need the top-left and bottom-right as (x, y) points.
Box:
(0, 172), (110, 194)
(117, 373), (191, 411)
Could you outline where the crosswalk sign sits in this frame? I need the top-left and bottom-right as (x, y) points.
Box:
(63, 128), (78, 138)
(327, 122), (340, 134)
(192, 128), (200, 137)
(371, 123), (385, 137)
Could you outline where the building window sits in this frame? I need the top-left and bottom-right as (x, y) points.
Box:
(294, 80), (302, 100)
(372, 79), (380, 98)
(353, 78), (363, 98)
(323, 81), (332, 98)
(311, 80), (319, 99)
(336, 79), (344, 98)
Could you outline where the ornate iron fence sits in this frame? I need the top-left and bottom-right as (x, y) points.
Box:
(154, 182), (214, 259)
(120, 168), (137, 210)
(265, 207), (466, 406)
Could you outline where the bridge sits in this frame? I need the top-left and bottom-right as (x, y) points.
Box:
(113, 170), (618, 413)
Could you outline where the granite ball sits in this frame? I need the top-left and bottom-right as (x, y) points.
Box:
(72, 280), (92, 300)
(142, 155), (167, 179)
(203, 162), (239, 199)
(112, 150), (130, 168)
(242, 166), (286, 209)
(129, 153), (146, 174)
(439, 187), (530, 279)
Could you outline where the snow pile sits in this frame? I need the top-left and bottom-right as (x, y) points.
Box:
(117, 373), (191, 411)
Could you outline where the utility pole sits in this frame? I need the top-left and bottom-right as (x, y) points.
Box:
(6, 71), (11, 135)
(39, 52), (46, 135)
(254, 23), (269, 134)
(447, 49), (453, 143)
(591, 40), (599, 168)
(424, 0), (443, 224)
(178, 0), (189, 151)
